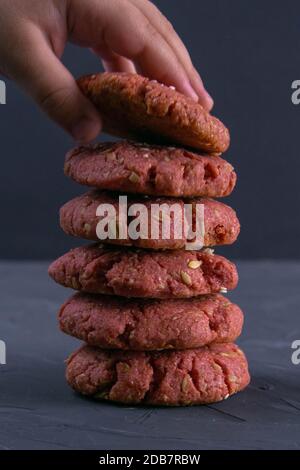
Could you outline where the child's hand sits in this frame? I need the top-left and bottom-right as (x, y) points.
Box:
(0, 0), (213, 142)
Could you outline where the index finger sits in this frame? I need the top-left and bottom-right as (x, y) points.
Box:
(130, 0), (213, 110)
(68, 0), (200, 101)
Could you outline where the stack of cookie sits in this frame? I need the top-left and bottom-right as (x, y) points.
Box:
(49, 73), (250, 406)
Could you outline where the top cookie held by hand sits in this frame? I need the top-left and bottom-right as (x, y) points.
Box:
(77, 73), (230, 154)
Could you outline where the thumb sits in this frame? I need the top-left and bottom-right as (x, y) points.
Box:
(10, 27), (101, 143)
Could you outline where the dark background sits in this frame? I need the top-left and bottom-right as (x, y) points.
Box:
(0, 0), (299, 260)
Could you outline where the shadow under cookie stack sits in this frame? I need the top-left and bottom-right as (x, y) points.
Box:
(49, 73), (250, 406)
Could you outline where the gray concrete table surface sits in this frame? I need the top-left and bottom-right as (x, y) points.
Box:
(0, 260), (300, 450)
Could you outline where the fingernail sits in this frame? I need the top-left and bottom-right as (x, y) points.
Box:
(191, 72), (214, 111)
(194, 86), (214, 111)
(203, 90), (214, 111)
(71, 116), (101, 143)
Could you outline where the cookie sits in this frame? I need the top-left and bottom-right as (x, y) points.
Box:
(65, 141), (236, 197)
(60, 190), (240, 250)
(48, 244), (238, 298)
(77, 73), (230, 153)
(66, 343), (250, 405)
(59, 293), (243, 351)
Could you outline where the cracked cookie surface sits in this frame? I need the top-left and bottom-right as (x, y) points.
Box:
(77, 73), (230, 153)
(66, 343), (250, 405)
(59, 293), (243, 350)
(48, 244), (238, 298)
(65, 141), (236, 197)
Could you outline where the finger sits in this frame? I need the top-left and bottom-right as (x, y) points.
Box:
(9, 26), (101, 143)
(92, 46), (136, 73)
(68, 0), (199, 101)
(129, 0), (213, 110)
(102, 56), (136, 73)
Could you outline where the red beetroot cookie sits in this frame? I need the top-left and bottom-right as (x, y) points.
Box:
(48, 244), (238, 298)
(64, 141), (236, 197)
(77, 73), (230, 153)
(59, 293), (244, 351)
(66, 343), (250, 405)
(59, 190), (240, 250)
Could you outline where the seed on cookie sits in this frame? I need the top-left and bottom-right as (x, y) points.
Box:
(212, 362), (223, 372)
(105, 152), (116, 161)
(188, 260), (202, 269)
(181, 271), (192, 286)
(83, 223), (91, 234)
(128, 172), (140, 183)
(219, 287), (228, 293)
(181, 375), (191, 392)
(203, 248), (214, 255)
(228, 375), (238, 383)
